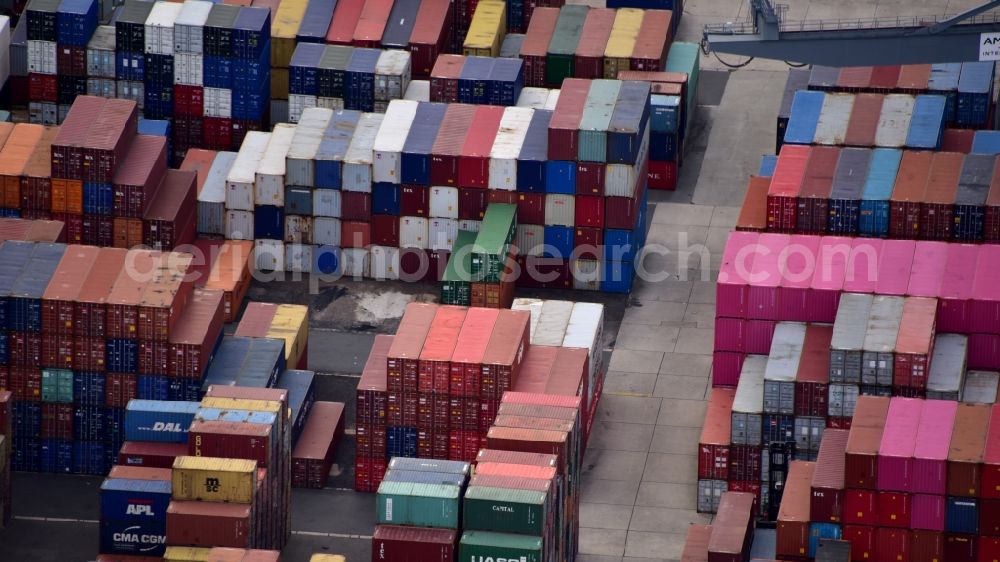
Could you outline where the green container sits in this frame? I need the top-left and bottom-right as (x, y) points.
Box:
(463, 486), (548, 535)
(376, 481), (461, 529)
(441, 230), (477, 305)
(665, 42), (701, 122)
(578, 79), (622, 162)
(41, 369), (73, 403)
(545, 5), (587, 87)
(459, 531), (543, 562)
(471, 204), (516, 283)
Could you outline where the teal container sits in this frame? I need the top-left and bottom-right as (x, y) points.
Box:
(41, 369), (74, 403)
(665, 42), (701, 123)
(463, 486), (548, 535)
(470, 203), (516, 283)
(460, 531), (543, 562)
(441, 230), (477, 306)
(376, 481), (461, 529)
(577, 80), (622, 163)
(544, 5), (587, 87)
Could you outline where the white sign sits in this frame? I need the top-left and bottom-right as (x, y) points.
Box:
(981, 32), (1000, 61)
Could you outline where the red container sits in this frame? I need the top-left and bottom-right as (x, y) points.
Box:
(448, 308), (498, 397)
(188, 420), (272, 467)
(708, 492), (756, 562)
(168, 287), (224, 378)
(876, 527), (911, 562)
(517, 192), (545, 225)
(574, 194), (605, 229)
(811, 428), (848, 523)
(727, 444), (762, 482)
(912, 399), (958, 495)
(371, 525), (457, 561)
(458, 187), (488, 220)
(796, 146), (838, 234)
(480, 309), (531, 399)
(548, 79), (590, 161)
(843, 525), (875, 562)
(845, 395), (890, 489)
(40, 403), (73, 440)
(112, 135), (168, 219)
(56, 45), (86, 75)
(604, 189), (644, 230)
(941, 128), (974, 153)
(387, 303), (438, 391)
(40, 333), (72, 369)
(979, 536), (1000, 562)
(844, 93), (883, 147)
(9, 332), (41, 368)
(794, 324), (831, 416)
(325, 0), (364, 44)
(985, 163), (1000, 242)
(648, 160), (678, 190)
(143, 169), (197, 250)
(118, 441), (188, 468)
(910, 530), (944, 562)
(174, 84), (204, 117)
(400, 185), (428, 216)
(458, 106), (504, 188)
(982, 403), (1000, 499)
(41, 246), (100, 335)
(429, 55), (464, 103)
(574, 8), (615, 79)
(105, 373), (137, 408)
(355, 456), (388, 493)
(28, 73), (58, 102)
(574, 227), (602, 259)
(430, 105), (475, 186)
(878, 491), (912, 528)
(776, 461), (814, 560)
(870, 65), (902, 90)
(920, 152), (962, 241)
(945, 534), (977, 562)
(409, 0), (454, 78)
(630, 10), (672, 71)
(698, 388), (736, 480)
(575, 162), (605, 195)
(203, 117), (233, 151)
(52, 96), (106, 179)
(767, 144), (809, 232)
(371, 214), (399, 247)
(166, 501), (252, 548)
(893, 297), (937, 389)
(82, 98), (139, 183)
(341, 191), (371, 221)
(520, 8), (559, 87)
(417, 306), (467, 393)
(352, 0), (393, 47)
(340, 220), (370, 248)
(843, 489), (877, 526)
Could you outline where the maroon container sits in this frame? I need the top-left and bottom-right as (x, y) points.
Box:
(941, 129), (974, 153)
(370, 525), (457, 562)
(188, 420), (273, 467)
(574, 9), (615, 79)
(118, 442), (187, 469)
(631, 10), (673, 71)
(112, 134), (168, 219)
(548, 79), (590, 161)
(105, 372), (137, 408)
(487, 190), (517, 205)
(40, 403), (73, 440)
(708, 492), (756, 562)
(980, 499), (1000, 535)
(845, 396), (890, 489)
(430, 105), (475, 186)
(796, 146), (838, 234)
(795, 324), (832, 417)
(56, 44), (86, 75)
(371, 214), (399, 247)
(516, 256), (571, 290)
(174, 84), (204, 118)
(203, 117), (233, 151)
(517, 192), (545, 225)
(870, 65), (902, 90)
(727, 444), (762, 482)
(74, 336), (105, 372)
(408, 0), (454, 78)
(429, 54), (464, 103)
(576, 162), (605, 195)
(8, 366), (40, 401)
(41, 245), (100, 335)
(811, 429), (848, 523)
(81, 214), (114, 247)
(944, 533), (976, 562)
(292, 401), (345, 488)
(168, 287), (223, 378)
(167, 501), (252, 548)
(143, 169), (197, 250)
(776, 462), (814, 560)
(9, 332), (41, 367)
(52, 95), (106, 179)
(28, 73), (58, 102)
(844, 94), (883, 148)
(910, 530), (943, 562)
(574, 194), (604, 229)
(458, 106), (504, 189)
(574, 227), (602, 260)
(920, 152), (962, 241)
(400, 185), (428, 216)
(876, 528), (911, 562)
(458, 187), (488, 220)
(136, 253), (195, 343)
(82, 98), (139, 183)
(947, 403), (991, 498)
(521, 8), (558, 87)
(480, 310), (531, 400)
(341, 191), (372, 222)
(40, 333), (74, 369)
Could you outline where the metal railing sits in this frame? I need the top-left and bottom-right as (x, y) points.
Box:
(704, 10), (1000, 35)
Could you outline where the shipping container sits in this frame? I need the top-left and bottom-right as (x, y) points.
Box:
(811, 429), (848, 524)
(878, 397), (924, 491)
(708, 492), (755, 562)
(894, 297), (938, 390)
(698, 388), (736, 481)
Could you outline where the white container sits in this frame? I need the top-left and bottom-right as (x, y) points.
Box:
(255, 123), (296, 206)
(564, 301), (606, 411)
(27, 40), (56, 75)
(0, 16), (8, 85)
(605, 128), (648, 197)
(373, 100), (418, 184)
(198, 151), (237, 235)
(226, 131), (271, 211)
(87, 78), (116, 98)
(544, 89), (560, 110)
(288, 94), (317, 124)
(286, 107), (333, 187)
(225, 210), (254, 240)
(404, 80), (429, 102)
(86, 25), (116, 78)
(342, 113), (384, 193)
(374, 50), (412, 102)
(571, 259), (601, 291)
(174, 53), (203, 86)
(284, 215), (312, 244)
(313, 189), (342, 218)
(117, 80), (144, 109)
(255, 239), (284, 271)
(516, 224), (544, 257)
(341, 247), (370, 278)
(731, 355), (767, 445)
(313, 216), (341, 246)
(285, 243), (313, 273)
(963, 371), (1000, 404)
(144, 1), (182, 55)
(814, 93), (854, 146)
(429, 186), (458, 218)
(534, 300), (574, 346)
(428, 218), (458, 251)
(370, 245), (400, 280)
(876, 94), (915, 148)
(203, 87), (232, 119)
(29, 102), (57, 125)
(544, 194), (575, 227)
(511, 298), (544, 339)
(516, 87), (550, 109)
(400, 216), (429, 249)
(489, 107), (533, 191)
(458, 219), (480, 232)
(173, 0), (211, 54)
(317, 96), (344, 110)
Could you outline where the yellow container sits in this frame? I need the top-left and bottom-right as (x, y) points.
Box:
(271, 67), (290, 100)
(199, 397), (283, 418)
(164, 546), (212, 561)
(310, 555), (347, 562)
(604, 8), (644, 79)
(463, 0), (506, 57)
(172, 456), (257, 504)
(269, 304), (309, 368)
(271, 0), (308, 67)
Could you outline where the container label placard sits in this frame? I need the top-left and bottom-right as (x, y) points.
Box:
(981, 32), (1000, 60)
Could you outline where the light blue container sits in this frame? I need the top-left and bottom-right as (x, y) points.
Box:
(124, 400), (200, 443)
(376, 480), (462, 528)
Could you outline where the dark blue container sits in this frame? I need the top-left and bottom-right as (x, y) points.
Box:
(14, 402), (42, 438)
(83, 182), (114, 215)
(232, 82), (267, 120)
(73, 371), (105, 405)
(380, 0), (418, 49)
(143, 53), (173, 82)
(254, 205), (284, 239)
(137, 375), (171, 400)
(58, 75), (87, 106)
(200, 335), (251, 391)
(73, 440), (106, 475)
(203, 55), (232, 89)
(543, 225), (574, 259)
(232, 46), (270, 93)
(545, 161), (576, 195)
(168, 378), (201, 402)
(57, 0), (97, 46)
(297, 0), (335, 43)
(401, 102), (448, 185)
(104, 435), (123, 470)
(99, 518), (167, 557)
(289, 43), (324, 96)
(605, 228), (639, 262)
(0, 241), (37, 329)
(607, 80), (651, 164)
(373, 183), (400, 215)
(314, 245), (340, 275)
(650, 94), (681, 133)
(106, 338), (139, 373)
(238, 337), (286, 388)
(650, 131), (677, 162)
(74, 405), (105, 441)
(314, 109), (361, 189)
(40, 439), (73, 473)
(105, 407), (126, 443)
(487, 58), (524, 107)
(459, 56), (493, 105)
(0, 330), (8, 364)
(507, 0), (524, 34)
(957, 62), (994, 127)
(143, 85), (174, 120)
(601, 260), (635, 294)
(100, 477), (171, 521)
(762, 413), (795, 444)
(9, 243), (66, 332)
(204, 3), (238, 57)
(517, 109), (552, 193)
(929, 63), (961, 123)
(946, 497), (978, 534)
(0, 209), (21, 218)
(285, 186), (314, 215)
(387, 426), (418, 458)
(345, 48), (379, 112)
(13, 437), (41, 471)
(115, 51), (145, 81)
(758, 155), (778, 177)
(317, 45), (354, 99)
(808, 523), (841, 558)
(275, 369), (316, 445)
(232, 6), (271, 61)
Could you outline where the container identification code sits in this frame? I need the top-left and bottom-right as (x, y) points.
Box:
(981, 32), (1000, 61)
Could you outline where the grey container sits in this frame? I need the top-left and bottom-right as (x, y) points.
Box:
(271, 100), (289, 127)
(764, 322), (806, 415)
(962, 371), (1000, 404)
(87, 78), (115, 98)
(696, 479), (727, 514)
(860, 295), (904, 386)
(197, 151), (236, 236)
(827, 383), (860, 419)
(815, 539), (852, 562)
(760, 447), (771, 483)
(86, 25), (116, 78)
(808, 65), (840, 90)
(501, 33), (525, 58)
(830, 293), (874, 384)
(285, 186), (313, 216)
(926, 334), (968, 401)
(286, 107), (333, 187)
(794, 416), (825, 458)
(780, 70), (810, 120)
(10, 16), (26, 77)
(732, 355), (766, 445)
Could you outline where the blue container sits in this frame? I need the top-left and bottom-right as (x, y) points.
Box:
(605, 228), (639, 262)
(57, 0), (97, 46)
(232, 47), (269, 94)
(232, 82), (267, 120)
(138, 118), (170, 138)
(203, 55), (232, 89)
(73, 440), (106, 475)
(105, 407), (126, 442)
(650, 95), (681, 133)
(905, 95), (946, 149)
(73, 371), (105, 405)
(315, 110), (362, 189)
(384, 469), (466, 487)
(99, 518), (167, 557)
(650, 131), (677, 162)
(373, 183), (401, 215)
(74, 405), (105, 441)
(784, 90), (825, 145)
(100, 477), (172, 521)
(124, 400), (200, 443)
(143, 53), (173, 82)
(168, 378), (201, 402)
(254, 205), (284, 239)
(762, 413), (795, 444)
(380, 0), (418, 49)
(345, 48), (379, 112)
(957, 62), (994, 127)
(13, 437), (41, 471)
(401, 102), (448, 185)
(40, 439), (73, 473)
(106, 338), (139, 373)
(14, 402), (42, 438)
(459, 56), (493, 105)
(83, 182), (114, 215)
(973, 131), (1000, 155)
(487, 58), (524, 107)
(516, 109), (552, 193)
(758, 155), (778, 177)
(137, 375), (171, 401)
(143, 85), (174, 120)
(929, 63), (961, 123)
(607, 81), (651, 164)
(0, 241), (37, 328)
(285, 186), (314, 215)
(9, 242), (66, 332)
(545, 161), (576, 194)
(232, 6), (271, 60)
(115, 52), (145, 81)
(543, 226), (574, 259)
(946, 497), (978, 534)
(314, 245), (340, 274)
(0, 331), (8, 364)
(297, 0), (335, 43)
(275, 369), (316, 445)
(387, 426), (418, 458)
(0, 209), (20, 218)
(201, 336), (286, 393)
(289, 43), (324, 96)
(200, 336), (250, 390)
(858, 148), (902, 237)
(601, 260), (635, 293)
(506, 0), (524, 32)
(808, 523), (841, 558)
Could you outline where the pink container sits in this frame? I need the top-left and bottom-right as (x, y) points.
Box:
(971, 245), (1000, 335)
(911, 400), (958, 494)
(910, 494), (945, 531)
(842, 237), (883, 294)
(878, 397), (924, 491)
(717, 231), (760, 318)
(969, 333), (1000, 370)
(746, 233), (790, 320)
(777, 234), (820, 322)
(937, 244), (978, 332)
(714, 318), (744, 353)
(876, 239), (916, 296)
(712, 351), (744, 387)
(744, 320), (776, 355)
(906, 241), (948, 297)
(808, 236), (852, 323)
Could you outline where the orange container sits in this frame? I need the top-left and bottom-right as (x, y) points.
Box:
(0, 124), (45, 209)
(113, 217), (144, 249)
(195, 239), (254, 323)
(179, 149), (218, 197)
(51, 178), (83, 214)
(736, 176), (770, 231)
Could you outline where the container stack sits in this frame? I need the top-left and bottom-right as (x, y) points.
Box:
(440, 203), (517, 308)
(617, 70), (684, 190)
(269, 0), (307, 124)
(142, 2), (187, 121)
(0, 391), (10, 528)
(170, 0), (213, 162)
(233, 302), (309, 371)
(429, 54), (524, 106)
(25, 0), (98, 124)
(274, 368), (315, 446)
(0, 122), (51, 218)
(99, 464), (174, 558)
